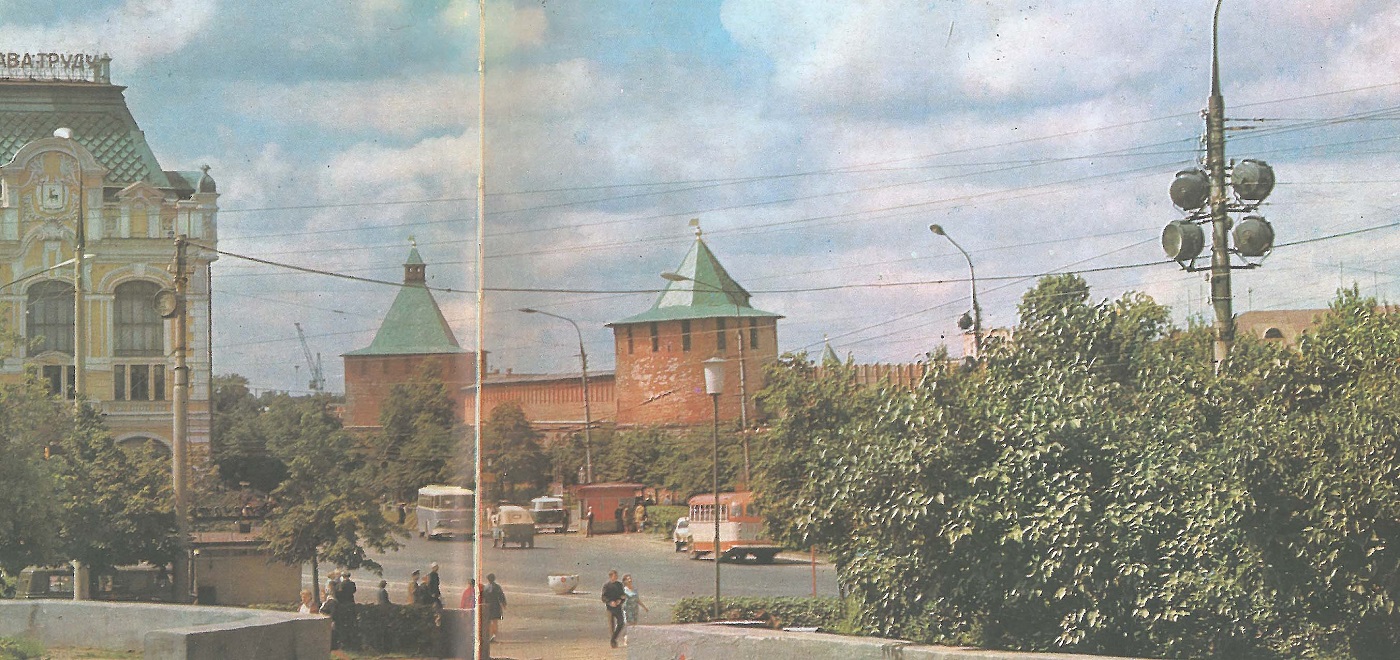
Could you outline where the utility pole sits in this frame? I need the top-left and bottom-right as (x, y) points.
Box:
(69, 144), (89, 601)
(170, 235), (192, 602)
(1161, 0), (1277, 371)
(1205, 0), (1232, 367)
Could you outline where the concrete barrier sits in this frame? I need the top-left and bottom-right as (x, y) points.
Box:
(0, 600), (329, 659)
(626, 624), (1146, 660)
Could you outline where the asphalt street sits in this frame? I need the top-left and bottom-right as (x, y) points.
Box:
(309, 529), (841, 659)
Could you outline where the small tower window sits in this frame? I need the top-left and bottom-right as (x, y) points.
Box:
(650, 322), (659, 352)
(749, 318), (760, 349)
(716, 318), (726, 350)
(681, 320), (692, 352)
(626, 326), (634, 354)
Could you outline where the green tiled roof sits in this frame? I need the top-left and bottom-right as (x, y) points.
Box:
(344, 249), (465, 357)
(0, 81), (171, 188)
(609, 234), (782, 326)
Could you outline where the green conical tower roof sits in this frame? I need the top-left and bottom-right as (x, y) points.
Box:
(609, 226), (782, 325)
(344, 245), (465, 356)
(821, 337), (842, 366)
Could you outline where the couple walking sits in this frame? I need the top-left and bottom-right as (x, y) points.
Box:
(601, 570), (648, 648)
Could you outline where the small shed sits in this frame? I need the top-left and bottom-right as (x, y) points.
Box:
(575, 483), (644, 534)
(191, 530), (301, 606)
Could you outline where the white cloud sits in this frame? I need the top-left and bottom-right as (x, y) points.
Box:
(229, 75), (472, 137)
(438, 0), (548, 52)
(3, 0), (215, 67)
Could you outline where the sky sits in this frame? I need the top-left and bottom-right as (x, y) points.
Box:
(6, 0), (1400, 394)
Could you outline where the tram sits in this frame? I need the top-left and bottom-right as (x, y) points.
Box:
(685, 490), (781, 563)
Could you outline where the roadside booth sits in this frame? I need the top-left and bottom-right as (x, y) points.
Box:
(190, 530), (300, 606)
(574, 482), (644, 534)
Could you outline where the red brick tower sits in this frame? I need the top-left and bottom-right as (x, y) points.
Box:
(608, 227), (781, 426)
(342, 244), (478, 430)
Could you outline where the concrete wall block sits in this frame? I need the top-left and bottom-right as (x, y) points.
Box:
(0, 601), (329, 660)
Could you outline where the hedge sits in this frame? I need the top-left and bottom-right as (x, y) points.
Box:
(352, 603), (441, 655)
(247, 602), (441, 654)
(646, 505), (688, 538)
(672, 596), (846, 630)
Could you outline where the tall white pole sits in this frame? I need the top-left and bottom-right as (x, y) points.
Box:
(472, 0), (487, 657)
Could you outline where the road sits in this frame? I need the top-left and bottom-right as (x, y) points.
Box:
(312, 529), (841, 659)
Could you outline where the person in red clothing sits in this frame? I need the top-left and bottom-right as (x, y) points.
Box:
(460, 579), (478, 609)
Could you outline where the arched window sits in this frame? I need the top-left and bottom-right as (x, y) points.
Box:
(114, 281), (163, 356)
(27, 280), (74, 355)
(1264, 327), (1284, 340)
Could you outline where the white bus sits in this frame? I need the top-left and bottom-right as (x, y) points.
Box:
(416, 485), (475, 540)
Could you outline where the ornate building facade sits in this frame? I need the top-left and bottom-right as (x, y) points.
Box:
(0, 56), (218, 450)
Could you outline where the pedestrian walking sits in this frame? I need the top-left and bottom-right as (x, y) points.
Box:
(460, 579), (477, 610)
(376, 580), (391, 605)
(614, 504), (624, 533)
(481, 573), (506, 640)
(396, 502), (407, 525)
(585, 506), (595, 537)
(634, 502), (648, 533)
(621, 574), (649, 626)
(601, 570), (626, 648)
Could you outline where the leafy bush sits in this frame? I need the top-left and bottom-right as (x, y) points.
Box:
(355, 603), (441, 655)
(672, 596), (845, 629)
(0, 637), (44, 660)
(646, 505), (687, 538)
(753, 280), (1400, 659)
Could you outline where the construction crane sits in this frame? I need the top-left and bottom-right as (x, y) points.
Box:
(294, 322), (325, 391)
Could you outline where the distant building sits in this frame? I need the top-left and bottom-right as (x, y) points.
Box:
(607, 228), (782, 426)
(1235, 309), (1328, 347)
(476, 370), (616, 444)
(342, 245), (480, 430)
(473, 227), (782, 432)
(0, 54), (218, 451)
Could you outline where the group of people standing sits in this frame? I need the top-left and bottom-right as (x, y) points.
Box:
(601, 570), (649, 648)
(583, 501), (650, 537)
(405, 562), (443, 607)
(301, 569), (364, 650)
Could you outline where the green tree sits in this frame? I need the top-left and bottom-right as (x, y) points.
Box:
(0, 377), (62, 574)
(752, 352), (881, 549)
(482, 401), (549, 502)
(49, 403), (179, 573)
(756, 275), (1312, 656)
(260, 395), (401, 592)
(210, 374), (288, 493)
(371, 363), (462, 500)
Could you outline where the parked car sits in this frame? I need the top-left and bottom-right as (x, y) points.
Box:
(672, 517), (692, 552)
(494, 505), (535, 549)
(531, 496), (568, 533)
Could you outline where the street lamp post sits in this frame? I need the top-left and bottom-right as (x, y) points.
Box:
(661, 271), (752, 485)
(929, 224), (983, 358)
(519, 308), (594, 484)
(1159, 0), (1277, 371)
(702, 356), (725, 621)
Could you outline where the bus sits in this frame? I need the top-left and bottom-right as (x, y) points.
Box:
(417, 485), (475, 540)
(686, 490), (782, 563)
